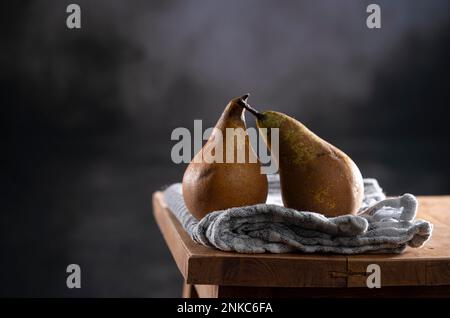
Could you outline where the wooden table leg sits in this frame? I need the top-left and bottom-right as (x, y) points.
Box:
(194, 285), (219, 298)
(182, 281), (198, 298)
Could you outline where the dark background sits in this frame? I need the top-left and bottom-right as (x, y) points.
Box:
(1, 0), (449, 297)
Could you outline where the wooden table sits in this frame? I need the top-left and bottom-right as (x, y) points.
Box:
(152, 192), (450, 298)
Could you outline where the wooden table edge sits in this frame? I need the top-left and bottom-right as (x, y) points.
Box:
(153, 191), (450, 288)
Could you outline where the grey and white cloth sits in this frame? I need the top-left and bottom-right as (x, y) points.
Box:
(163, 175), (433, 254)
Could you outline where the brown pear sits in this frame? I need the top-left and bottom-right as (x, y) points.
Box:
(242, 103), (364, 217)
(182, 95), (268, 219)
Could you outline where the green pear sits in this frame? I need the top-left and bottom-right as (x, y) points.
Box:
(242, 103), (364, 217)
(182, 95), (268, 219)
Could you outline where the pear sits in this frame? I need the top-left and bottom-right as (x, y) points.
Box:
(242, 102), (364, 217)
(182, 95), (268, 219)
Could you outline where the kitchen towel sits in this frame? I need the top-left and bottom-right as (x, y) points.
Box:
(163, 175), (433, 254)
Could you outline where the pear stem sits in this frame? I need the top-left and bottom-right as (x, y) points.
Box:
(238, 95), (264, 119)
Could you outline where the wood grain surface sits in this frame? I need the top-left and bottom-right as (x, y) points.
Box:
(153, 192), (450, 289)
